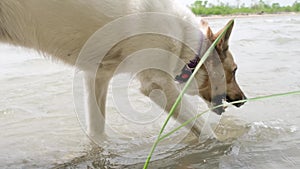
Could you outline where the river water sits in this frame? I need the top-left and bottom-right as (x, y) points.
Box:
(0, 14), (300, 169)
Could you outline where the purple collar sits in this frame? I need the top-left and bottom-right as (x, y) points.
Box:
(175, 33), (204, 83)
(175, 56), (200, 83)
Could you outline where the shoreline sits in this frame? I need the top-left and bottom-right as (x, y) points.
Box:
(200, 12), (300, 19)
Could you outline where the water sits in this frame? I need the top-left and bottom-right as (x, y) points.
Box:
(0, 14), (300, 169)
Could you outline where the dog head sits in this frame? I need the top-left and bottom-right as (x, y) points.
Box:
(198, 20), (247, 115)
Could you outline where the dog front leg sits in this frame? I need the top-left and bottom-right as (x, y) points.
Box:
(138, 71), (205, 137)
(84, 73), (110, 141)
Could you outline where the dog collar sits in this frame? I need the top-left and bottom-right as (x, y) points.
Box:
(175, 33), (204, 83)
(175, 56), (200, 83)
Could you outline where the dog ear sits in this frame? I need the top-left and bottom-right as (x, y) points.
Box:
(213, 19), (234, 51)
(200, 19), (214, 41)
(206, 27), (214, 41)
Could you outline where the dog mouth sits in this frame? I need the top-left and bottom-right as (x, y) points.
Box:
(212, 105), (226, 115)
(226, 96), (246, 108)
(211, 95), (246, 115)
(211, 94), (226, 115)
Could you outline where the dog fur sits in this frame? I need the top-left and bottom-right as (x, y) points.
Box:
(0, 0), (246, 139)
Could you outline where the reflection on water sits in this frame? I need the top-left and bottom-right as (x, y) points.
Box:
(0, 14), (300, 169)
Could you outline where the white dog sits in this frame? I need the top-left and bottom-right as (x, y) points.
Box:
(0, 0), (246, 140)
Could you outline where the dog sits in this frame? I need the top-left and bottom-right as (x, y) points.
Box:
(0, 0), (246, 140)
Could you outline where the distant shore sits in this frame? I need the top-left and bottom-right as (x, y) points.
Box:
(190, 0), (300, 18)
(200, 12), (300, 19)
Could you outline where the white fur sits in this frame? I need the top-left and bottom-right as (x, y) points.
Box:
(0, 0), (210, 139)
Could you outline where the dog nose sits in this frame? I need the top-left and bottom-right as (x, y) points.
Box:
(234, 95), (247, 107)
(234, 102), (244, 107)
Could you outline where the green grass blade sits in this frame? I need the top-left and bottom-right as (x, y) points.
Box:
(143, 20), (235, 169)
